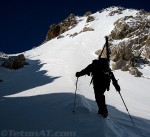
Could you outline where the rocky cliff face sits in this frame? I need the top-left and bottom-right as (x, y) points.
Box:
(44, 11), (96, 41)
(45, 14), (78, 41)
(96, 9), (150, 77)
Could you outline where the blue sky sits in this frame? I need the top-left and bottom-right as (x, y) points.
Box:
(0, 0), (149, 54)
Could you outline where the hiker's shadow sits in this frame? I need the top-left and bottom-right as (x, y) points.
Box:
(0, 59), (60, 96)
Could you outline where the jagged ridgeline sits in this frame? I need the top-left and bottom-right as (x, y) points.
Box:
(44, 6), (150, 77)
(44, 11), (94, 41)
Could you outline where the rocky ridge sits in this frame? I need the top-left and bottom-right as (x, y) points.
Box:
(45, 14), (78, 41)
(96, 8), (150, 77)
(45, 12), (96, 41)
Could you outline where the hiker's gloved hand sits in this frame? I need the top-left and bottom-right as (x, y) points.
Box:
(76, 72), (81, 77)
(113, 81), (121, 93)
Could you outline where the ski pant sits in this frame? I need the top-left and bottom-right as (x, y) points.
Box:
(93, 84), (108, 113)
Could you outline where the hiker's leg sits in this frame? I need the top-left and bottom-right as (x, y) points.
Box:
(94, 85), (108, 116)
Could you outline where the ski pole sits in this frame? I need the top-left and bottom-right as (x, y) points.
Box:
(119, 92), (135, 127)
(72, 77), (78, 114)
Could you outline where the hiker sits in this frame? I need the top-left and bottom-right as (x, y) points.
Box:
(75, 56), (120, 117)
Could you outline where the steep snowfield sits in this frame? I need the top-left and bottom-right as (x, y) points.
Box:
(0, 7), (150, 137)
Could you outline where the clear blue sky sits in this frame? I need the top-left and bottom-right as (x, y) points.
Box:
(0, 0), (149, 54)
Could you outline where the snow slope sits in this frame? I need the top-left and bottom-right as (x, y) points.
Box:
(0, 7), (150, 137)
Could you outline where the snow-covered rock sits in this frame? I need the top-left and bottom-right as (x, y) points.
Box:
(1, 54), (29, 69)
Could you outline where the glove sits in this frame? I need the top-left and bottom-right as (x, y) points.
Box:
(113, 81), (121, 92)
(75, 72), (81, 77)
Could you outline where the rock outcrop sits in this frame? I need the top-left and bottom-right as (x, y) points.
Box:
(129, 67), (143, 77)
(144, 36), (150, 59)
(69, 27), (94, 38)
(86, 15), (95, 23)
(45, 14), (78, 42)
(96, 10), (150, 77)
(108, 7), (125, 16)
(45, 24), (60, 41)
(84, 11), (92, 17)
(1, 54), (29, 70)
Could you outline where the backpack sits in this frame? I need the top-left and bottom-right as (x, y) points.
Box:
(91, 58), (110, 76)
(90, 58), (111, 90)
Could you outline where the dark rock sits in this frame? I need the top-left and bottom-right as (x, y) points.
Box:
(121, 65), (130, 71)
(108, 7), (125, 16)
(45, 14), (78, 42)
(145, 36), (150, 59)
(57, 35), (64, 39)
(129, 57), (149, 67)
(1, 54), (29, 70)
(82, 27), (94, 32)
(109, 10), (122, 16)
(112, 59), (127, 70)
(98, 10), (103, 13)
(129, 67), (143, 77)
(86, 15), (95, 23)
(45, 24), (60, 41)
(110, 42), (133, 62)
(59, 13), (77, 34)
(70, 32), (78, 37)
(111, 21), (130, 39)
(84, 11), (92, 17)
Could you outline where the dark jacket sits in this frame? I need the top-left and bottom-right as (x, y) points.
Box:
(76, 59), (120, 92)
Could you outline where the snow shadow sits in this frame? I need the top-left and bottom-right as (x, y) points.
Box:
(0, 59), (60, 96)
(0, 93), (150, 137)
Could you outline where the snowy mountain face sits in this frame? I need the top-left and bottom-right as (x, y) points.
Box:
(0, 7), (150, 137)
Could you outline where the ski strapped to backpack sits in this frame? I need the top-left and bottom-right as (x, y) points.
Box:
(90, 36), (110, 85)
(103, 36), (135, 126)
(99, 36), (111, 61)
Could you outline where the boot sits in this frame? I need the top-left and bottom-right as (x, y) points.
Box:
(98, 105), (108, 118)
(96, 95), (108, 118)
